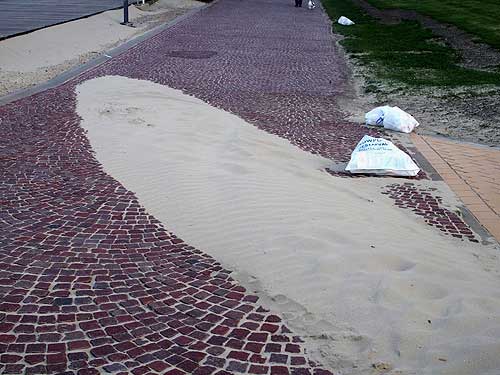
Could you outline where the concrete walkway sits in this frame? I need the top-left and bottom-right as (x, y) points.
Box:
(0, 0), (125, 39)
(413, 134), (500, 241)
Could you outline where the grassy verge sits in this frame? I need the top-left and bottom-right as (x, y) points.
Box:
(366, 0), (500, 51)
(321, 0), (500, 89)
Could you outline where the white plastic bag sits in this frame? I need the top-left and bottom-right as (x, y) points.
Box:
(338, 16), (355, 25)
(383, 106), (419, 134)
(307, 0), (316, 9)
(364, 106), (419, 133)
(365, 106), (391, 126)
(345, 135), (420, 176)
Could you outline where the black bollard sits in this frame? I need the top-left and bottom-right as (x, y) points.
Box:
(121, 0), (130, 25)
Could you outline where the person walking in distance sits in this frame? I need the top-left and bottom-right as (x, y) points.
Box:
(295, 0), (303, 7)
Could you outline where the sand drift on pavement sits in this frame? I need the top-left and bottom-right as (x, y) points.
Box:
(77, 76), (500, 375)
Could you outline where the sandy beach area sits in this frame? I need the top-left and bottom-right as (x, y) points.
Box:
(0, 0), (203, 97)
(76, 76), (500, 375)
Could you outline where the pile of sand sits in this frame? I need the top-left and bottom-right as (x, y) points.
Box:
(76, 76), (500, 375)
(0, 0), (203, 97)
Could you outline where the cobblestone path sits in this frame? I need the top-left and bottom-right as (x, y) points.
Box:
(0, 0), (479, 374)
(79, 0), (383, 163)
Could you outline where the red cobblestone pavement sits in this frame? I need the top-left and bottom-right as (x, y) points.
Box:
(0, 0), (480, 373)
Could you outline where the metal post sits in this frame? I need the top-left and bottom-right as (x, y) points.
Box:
(121, 0), (130, 25)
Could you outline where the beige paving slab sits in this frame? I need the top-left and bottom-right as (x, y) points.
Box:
(411, 134), (500, 242)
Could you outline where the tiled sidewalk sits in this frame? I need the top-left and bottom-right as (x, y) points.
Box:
(412, 134), (500, 241)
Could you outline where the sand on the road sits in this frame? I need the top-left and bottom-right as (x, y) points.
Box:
(76, 76), (500, 375)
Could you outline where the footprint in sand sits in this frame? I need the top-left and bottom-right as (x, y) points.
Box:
(125, 106), (140, 114)
(272, 294), (289, 304)
(98, 107), (113, 116)
(373, 254), (417, 272)
(129, 118), (146, 126)
(396, 281), (449, 301)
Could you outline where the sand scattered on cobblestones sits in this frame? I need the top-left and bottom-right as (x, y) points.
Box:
(77, 75), (500, 375)
(0, 0), (202, 97)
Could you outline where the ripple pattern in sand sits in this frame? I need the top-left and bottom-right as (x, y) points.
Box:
(77, 76), (500, 375)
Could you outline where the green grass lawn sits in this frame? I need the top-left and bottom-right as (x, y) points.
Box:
(366, 0), (500, 50)
(321, 0), (500, 88)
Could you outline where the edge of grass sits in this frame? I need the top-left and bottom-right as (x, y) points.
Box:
(321, 0), (500, 88)
(365, 0), (500, 51)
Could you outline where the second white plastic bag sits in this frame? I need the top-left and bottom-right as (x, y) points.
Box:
(383, 106), (419, 134)
(365, 105), (391, 126)
(338, 16), (355, 25)
(364, 106), (419, 133)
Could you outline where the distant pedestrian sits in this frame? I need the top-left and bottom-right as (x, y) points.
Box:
(295, 0), (303, 7)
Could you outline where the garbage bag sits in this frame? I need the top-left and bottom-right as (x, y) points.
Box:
(365, 106), (391, 126)
(383, 106), (419, 134)
(345, 135), (420, 177)
(338, 16), (355, 25)
(364, 106), (419, 133)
